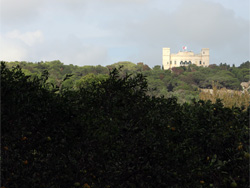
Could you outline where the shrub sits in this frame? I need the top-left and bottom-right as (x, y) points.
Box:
(1, 62), (249, 187)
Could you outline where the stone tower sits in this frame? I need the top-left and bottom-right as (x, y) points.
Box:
(162, 48), (170, 69)
(201, 48), (209, 67)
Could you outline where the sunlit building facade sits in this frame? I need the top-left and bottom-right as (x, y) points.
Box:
(162, 48), (209, 70)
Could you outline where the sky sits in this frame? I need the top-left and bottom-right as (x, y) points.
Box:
(0, 0), (249, 67)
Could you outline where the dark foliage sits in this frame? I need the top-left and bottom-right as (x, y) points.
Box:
(1, 62), (249, 188)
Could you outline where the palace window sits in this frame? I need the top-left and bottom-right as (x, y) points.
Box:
(200, 61), (202, 65)
(174, 61), (176, 64)
(170, 61), (172, 64)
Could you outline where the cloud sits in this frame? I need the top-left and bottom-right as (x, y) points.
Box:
(115, 0), (249, 66)
(0, 0), (249, 67)
(61, 46), (109, 66)
(171, 0), (248, 45)
(1, 0), (44, 25)
(1, 0), (87, 25)
(39, 35), (109, 66)
(6, 30), (44, 46)
(1, 0), (149, 26)
(0, 34), (28, 61)
(0, 32), (109, 66)
(0, 30), (44, 62)
(209, 0), (250, 19)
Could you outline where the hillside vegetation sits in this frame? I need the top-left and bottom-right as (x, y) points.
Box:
(1, 62), (249, 188)
(5, 61), (250, 105)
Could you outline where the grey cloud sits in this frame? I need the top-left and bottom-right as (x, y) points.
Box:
(31, 35), (109, 66)
(52, 0), (88, 12)
(1, 0), (87, 26)
(1, 0), (249, 67)
(1, 30), (109, 66)
(115, 0), (249, 66)
(1, 0), (44, 25)
(171, 0), (249, 64)
(171, 0), (247, 45)
(1, 0), (143, 26)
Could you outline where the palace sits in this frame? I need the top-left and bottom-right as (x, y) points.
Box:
(162, 48), (209, 70)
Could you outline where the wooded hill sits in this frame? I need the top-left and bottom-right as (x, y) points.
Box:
(5, 60), (250, 104)
(1, 62), (249, 187)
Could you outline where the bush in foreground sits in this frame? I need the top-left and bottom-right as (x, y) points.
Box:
(1, 62), (249, 187)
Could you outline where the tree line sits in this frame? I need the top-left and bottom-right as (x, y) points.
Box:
(5, 60), (250, 105)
